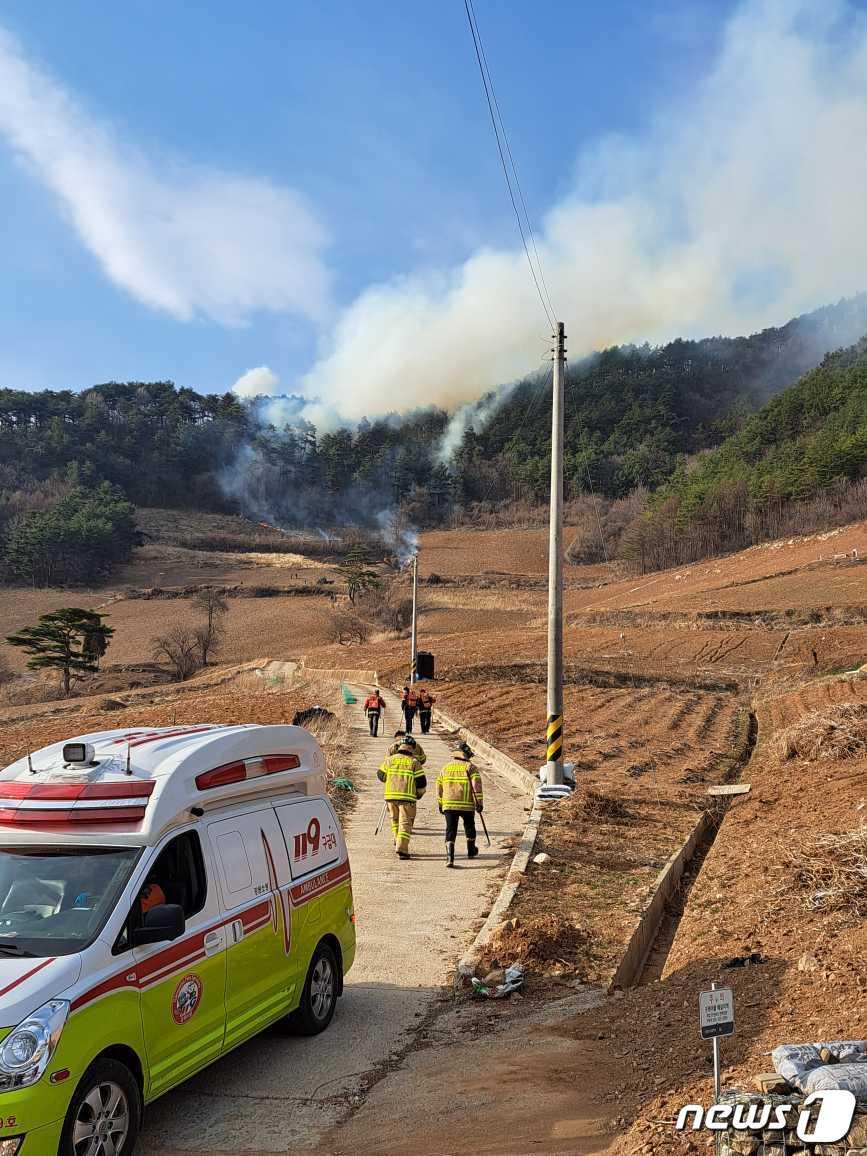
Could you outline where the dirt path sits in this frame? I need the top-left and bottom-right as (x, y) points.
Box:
(140, 685), (529, 1154)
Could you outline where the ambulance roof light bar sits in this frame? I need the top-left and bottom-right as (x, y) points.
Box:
(195, 754), (300, 791)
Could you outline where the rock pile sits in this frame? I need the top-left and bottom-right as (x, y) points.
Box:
(714, 1087), (867, 1156)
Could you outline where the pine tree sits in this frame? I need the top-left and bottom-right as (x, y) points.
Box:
(337, 544), (381, 604)
(6, 608), (114, 696)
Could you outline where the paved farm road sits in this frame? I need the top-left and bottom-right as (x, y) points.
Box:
(140, 687), (528, 1153)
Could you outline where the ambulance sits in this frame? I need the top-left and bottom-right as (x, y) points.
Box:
(0, 723), (356, 1156)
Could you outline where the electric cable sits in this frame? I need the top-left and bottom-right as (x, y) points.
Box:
(463, 0), (555, 329)
(467, 0), (557, 323)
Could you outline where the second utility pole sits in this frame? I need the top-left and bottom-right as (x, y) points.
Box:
(546, 322), (566, 785)
(409, 551), (419, 683)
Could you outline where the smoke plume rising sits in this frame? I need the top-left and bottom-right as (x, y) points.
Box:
(300, 0), (867, 420)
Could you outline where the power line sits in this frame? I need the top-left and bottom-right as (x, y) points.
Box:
(463, 0), (556, 328)
(467, 0), (557, 323)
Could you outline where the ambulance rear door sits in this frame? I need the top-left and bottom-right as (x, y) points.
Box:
(274, 797), (344, 932)
(207, 808), (297, 1050)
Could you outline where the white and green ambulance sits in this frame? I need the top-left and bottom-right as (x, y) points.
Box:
(0, 723), (356, 1156)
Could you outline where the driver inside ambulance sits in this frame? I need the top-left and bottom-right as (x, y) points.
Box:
(138, 880), (166, 915)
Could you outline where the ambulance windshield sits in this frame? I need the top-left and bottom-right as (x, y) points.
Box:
(0, 845), (140, 957)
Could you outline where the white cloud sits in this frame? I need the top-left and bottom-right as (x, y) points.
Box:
(302, 0), (867, 419)
(232, 365), (281, 398)
(0, 28), (330, 325)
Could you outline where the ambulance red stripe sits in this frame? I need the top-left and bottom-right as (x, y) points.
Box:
(289, 861), (351, 905)
(0, 782), (155, 801)
(0, 958), (54, 998)
(114, 726), (219, 749)
(0, 806), (148, 826)
(70, 871), (343, 1014)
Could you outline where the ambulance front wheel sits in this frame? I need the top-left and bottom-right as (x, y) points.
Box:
(289, 941), (339, 1036)
(60, 1057), (142, 1156)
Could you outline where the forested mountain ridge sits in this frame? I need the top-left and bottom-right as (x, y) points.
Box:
(1, 293), (866, 585)
(620, 340), (867, 569)
(472, 292), (867, 501)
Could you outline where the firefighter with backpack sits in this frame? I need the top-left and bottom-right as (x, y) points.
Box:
(417, 688), (435, 734)
(437, 742), (484, 867)
(363, 687), (386, 737)
(401, 685), (419, 733)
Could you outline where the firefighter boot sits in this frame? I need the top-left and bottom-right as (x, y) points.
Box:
(467, 840), (479, 859)
(445, 842), (455, 868)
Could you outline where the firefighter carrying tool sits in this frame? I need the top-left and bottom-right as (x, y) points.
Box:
(417, 688), (435, 734)
(363, 687), (386, 737)
(377, 737), (427, 859)
(437, 742), (485, 868)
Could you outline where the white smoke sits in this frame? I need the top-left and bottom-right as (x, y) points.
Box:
(0, 28), (330, 325)
(232, 366), (281, 398)
(301, 0), (867, 419)
(436, 385), (519, 465)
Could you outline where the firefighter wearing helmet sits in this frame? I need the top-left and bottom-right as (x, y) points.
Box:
(377, 735), (427, 859)
(437, 742), (484, 868)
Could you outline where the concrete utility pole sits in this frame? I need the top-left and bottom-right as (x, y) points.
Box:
(409, 551), (419, 683)
(546, 322), (566, 785)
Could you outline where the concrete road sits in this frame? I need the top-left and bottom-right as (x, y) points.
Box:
(140, 686), (529, 1153)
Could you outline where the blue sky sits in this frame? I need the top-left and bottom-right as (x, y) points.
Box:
(2, 0), (867, 417)
(0, 1), (735, 397)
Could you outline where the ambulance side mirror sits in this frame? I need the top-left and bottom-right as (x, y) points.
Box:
(131, 903), (185, 946)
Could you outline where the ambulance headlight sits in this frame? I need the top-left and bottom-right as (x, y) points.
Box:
(0, 1000), (68, 1089)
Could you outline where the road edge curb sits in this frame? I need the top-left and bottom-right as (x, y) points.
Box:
(432, 707), (536, 795)
(453, 797), (543, 987)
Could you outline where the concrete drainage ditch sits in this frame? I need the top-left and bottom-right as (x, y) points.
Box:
(616, 709), (759, 990)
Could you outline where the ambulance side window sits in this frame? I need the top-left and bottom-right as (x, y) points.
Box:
(113, 830), (207, 954)
(214, 832), (252, 894)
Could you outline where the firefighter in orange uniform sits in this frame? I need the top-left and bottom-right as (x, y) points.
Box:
(363, 687), (386, 737)
(401, 685), (419, 733)
(417, 688), (435, 734)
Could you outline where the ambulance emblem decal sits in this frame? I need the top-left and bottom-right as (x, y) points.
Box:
(172, 974), (203, 1025)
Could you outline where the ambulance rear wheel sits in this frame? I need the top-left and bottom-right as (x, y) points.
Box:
(289, 941), (339, 1036)
(60, 1057), (141, 1156)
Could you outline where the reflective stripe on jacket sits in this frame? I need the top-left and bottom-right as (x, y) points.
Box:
(388, 740), (426, 765)
(437, 759), (483, 812)
(377, 752), (427, 801)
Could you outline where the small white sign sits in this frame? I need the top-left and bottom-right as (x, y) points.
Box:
(699, 987), (734, 1039)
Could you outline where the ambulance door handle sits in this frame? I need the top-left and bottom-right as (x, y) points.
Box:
(230, 919), (244, 945)
(204, 930), (225, 955)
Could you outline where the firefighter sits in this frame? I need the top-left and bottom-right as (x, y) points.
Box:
(377, 737), (426, 859)
(363, 687), (386, 737)
(389, 730), (426, 766)
(401, 684), (419, 733)
(437, 742), (484, 867)
(418, 688), (435, 735)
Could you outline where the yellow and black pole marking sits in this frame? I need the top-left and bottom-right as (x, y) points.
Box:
(546, 714), (563, 763)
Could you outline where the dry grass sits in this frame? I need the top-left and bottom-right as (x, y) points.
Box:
(772, 826), (867, 920)
(576, 789), (636, 823)
(771, 702), (867, 762)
